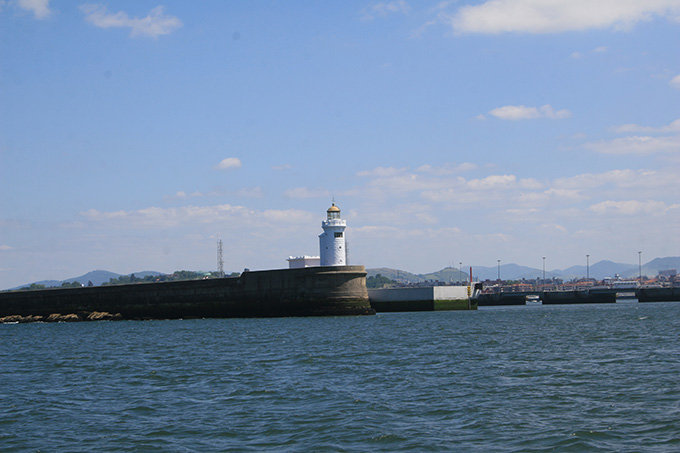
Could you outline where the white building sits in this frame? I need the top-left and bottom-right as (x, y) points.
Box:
(287, 256), (321, 269)
(319, 202), (347, 266)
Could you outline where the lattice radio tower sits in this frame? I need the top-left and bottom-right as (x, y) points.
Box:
(217, 237), (225, 278)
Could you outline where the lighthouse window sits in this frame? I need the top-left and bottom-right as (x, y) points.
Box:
(334, 232), (343, 238)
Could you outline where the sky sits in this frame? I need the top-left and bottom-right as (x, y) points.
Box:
(1, 0), (679, 288)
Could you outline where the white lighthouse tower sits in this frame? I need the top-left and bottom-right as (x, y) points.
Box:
(319, 202), (347, 266)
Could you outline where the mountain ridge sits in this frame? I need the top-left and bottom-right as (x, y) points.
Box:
(367, 256), (680, 283)
(6, 257), (679, 290)
(9, 270), (165, 290)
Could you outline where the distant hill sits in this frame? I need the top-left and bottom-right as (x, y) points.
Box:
(421, 267), (471, 283)
(468, 263), (549, 281)
(560, 260), (636, 281)
(64, 270), (123, 286)
(366, 268), (423, 284)
(367, 256), (679, 283)
(11, 270), (165, 290)
(10, 256), (678, 290)
(643, 257), (680, 276)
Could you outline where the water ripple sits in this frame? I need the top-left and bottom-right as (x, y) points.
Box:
(2, 303), (680, 451)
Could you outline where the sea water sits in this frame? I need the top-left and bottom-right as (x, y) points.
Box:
(2, 302), (680, 451)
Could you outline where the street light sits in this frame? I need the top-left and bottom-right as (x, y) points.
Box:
(638, 251), (642, 283)
(497, 259), (501, 293)
(542, 257), (546, 283)
(586, 254), (590, 280)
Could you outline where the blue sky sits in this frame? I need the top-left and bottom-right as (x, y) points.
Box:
(1, 0), (679, 288)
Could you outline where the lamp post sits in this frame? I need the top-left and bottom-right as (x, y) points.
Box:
(586, 254), (590, 280)
(638, 251), (642, 283)
(459, 262), (463, 285)
(497, 259), (501, 293)
(542, 257), (546, 284)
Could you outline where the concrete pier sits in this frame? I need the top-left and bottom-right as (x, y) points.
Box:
(0, 265), (375, 320)
(368, 286), (479, 312)
(478, 289), (617, 306)
(638, 287), (680, 302)
(477, 287), (680, 306)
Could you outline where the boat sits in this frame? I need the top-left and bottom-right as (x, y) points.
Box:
(525, 294), (542, 305)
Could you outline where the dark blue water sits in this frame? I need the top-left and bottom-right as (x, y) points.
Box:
(2, 302), (680, 451)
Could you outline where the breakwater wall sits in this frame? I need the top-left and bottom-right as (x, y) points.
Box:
(479, 287), (680, 306)
(478, 293), (526, 306)
(0, 265), (374, 320)
(479, 289), (617, 306)
(541, 289), (616, 304)
(638, 287), (680, 302)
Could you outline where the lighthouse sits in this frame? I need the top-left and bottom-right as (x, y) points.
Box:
(319, 202), (347, 266)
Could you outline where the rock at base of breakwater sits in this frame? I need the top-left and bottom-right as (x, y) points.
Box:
(0, 311), (123, 324)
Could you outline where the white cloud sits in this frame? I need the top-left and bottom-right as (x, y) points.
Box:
(261, 209), (314, 223)
(506, 207), (541, 216)
(80, 4), (182, 38)
(81, 204), (315, 229)
(543, 188), (586, 202)
(610, 118), (680, 134)
(416, 162), (477, 175)
(17, 0), (50, 19)
(538, 223), (568, 233)
(670, 75), (680, 89)
(357, 166), (407, 177)
(551, 169), (679, 205)
(358, 202), (440, 226)
(467, 174), (516, 190)
(353, 225), (401, 235)
(216, 157), (242, 170)
(410, 18), (439, 39)
(448, 0), (680, 34)
(0, 245), (13, 251)
(361, 1), (410, 21)
(518, 178), (544, 190)
(488, 104), (571, 120)
(572, 46), (608, 58)
(284, 187), (331, 199)
(588, 200), (669, 215)
(553, 169), (639, 190)
(584, 135), (680, 155)
(489, 105), (541, 120)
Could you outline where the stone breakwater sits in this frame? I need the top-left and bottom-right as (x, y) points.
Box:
(0, 311), (123, 323)
(0, 265), (374, 320)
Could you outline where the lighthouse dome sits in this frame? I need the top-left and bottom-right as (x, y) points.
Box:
(326, 203), (341, 220)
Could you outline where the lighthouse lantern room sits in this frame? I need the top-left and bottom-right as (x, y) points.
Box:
(319, 202), (347, 266)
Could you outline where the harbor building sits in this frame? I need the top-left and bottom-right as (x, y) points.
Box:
(286, 256), (320, 269)
(319, 202), (347, 266)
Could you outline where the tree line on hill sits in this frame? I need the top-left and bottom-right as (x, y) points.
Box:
(14, 270), (241, 291)
(100, 270), (241, 286)
(19, 281), (87, 291)
(367, 274), (398, 288)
